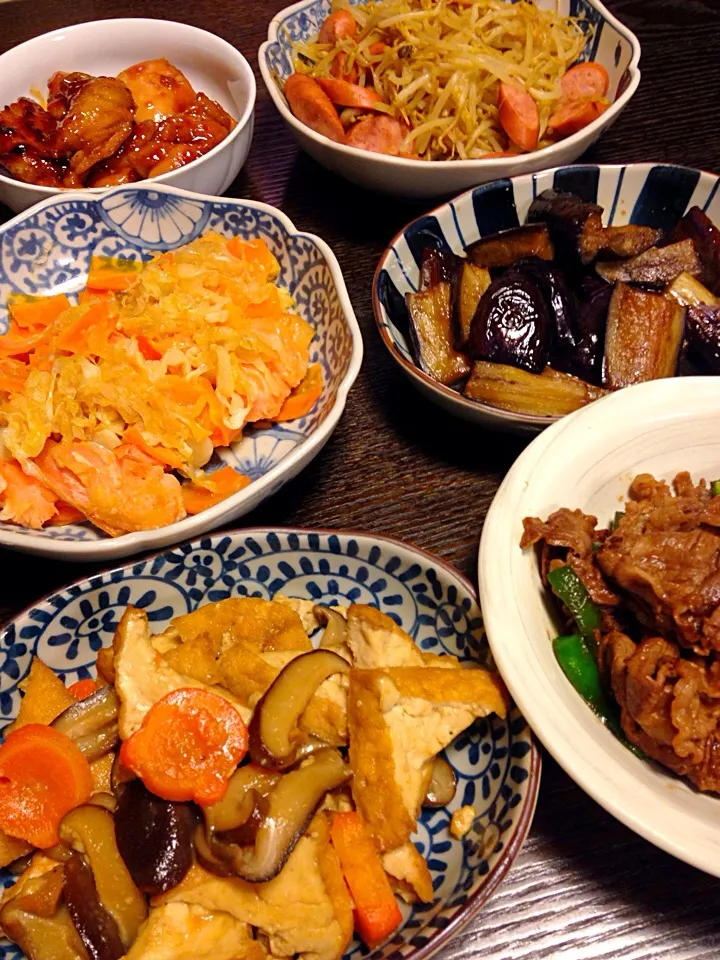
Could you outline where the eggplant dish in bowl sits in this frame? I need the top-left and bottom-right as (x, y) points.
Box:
(373, 163), (720, 431)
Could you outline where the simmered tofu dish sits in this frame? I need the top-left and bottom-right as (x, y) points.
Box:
(0, 597), (507, 960)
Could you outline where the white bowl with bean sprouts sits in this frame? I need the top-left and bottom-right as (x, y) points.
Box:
(259, 0), (641, 199)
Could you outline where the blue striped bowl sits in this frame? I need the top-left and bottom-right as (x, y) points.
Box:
(373, 163), (720, 432)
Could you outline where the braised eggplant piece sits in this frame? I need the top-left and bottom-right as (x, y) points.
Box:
(686, 305), (720, 373)
(510, 258), (578, 356)
(197, 747), (351, 883)
(579, 214), (661, 262)
(552, 276), (612, 386)
(673, 206), (720, 295)
(420, 247), (458, 289)
(249, 649), (350, 769)
(455, 261), (491, 348)
(423, 756), (457, 807)
(604, 283), (685, 388)
(59, 806), (147, 949)
(468, 273), (551, 374)
(466, 224), (553, 269)
(464, 361), (605, 416)
(407, 283), (470, 385)
(63, 855), (124, 960)
(667, 271), (719, 307)
(526, 189), (602, 267)
(52, 686), (120, 762)
(596, 239), (701, 288)
(114, 779), (196, 895)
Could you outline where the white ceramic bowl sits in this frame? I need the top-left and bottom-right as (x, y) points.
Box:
(479, 376), (720, 876)
(373, 162), (720, 432)
(259, 0), (640, 200)
(0, 184), (363, 561)
(0, 18), (256, 213)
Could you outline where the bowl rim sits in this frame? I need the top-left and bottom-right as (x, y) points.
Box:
(478, 376), (720, 877)
(258, 0), (641, 170)
(371, 161), (720, 427)
(0, 184), (364, 557)
(0, 523), (541, 958)
(0, 17), (257, 197)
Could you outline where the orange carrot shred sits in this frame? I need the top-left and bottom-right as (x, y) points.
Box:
(273, 363), (322, 422)
(181, 466), (251, 515)
(119, 688), (248, 806)
(0, 723), (93, 848)
(67, 678), (98, 701)
(8, 295), (71, 330)
(86, 256), (143, 292)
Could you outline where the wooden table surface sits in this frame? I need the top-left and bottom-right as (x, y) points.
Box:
(1, 0), (720, 956)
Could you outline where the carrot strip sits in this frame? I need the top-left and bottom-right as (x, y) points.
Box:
(119, 688), (248, 806)
(0, 358), (28, 395)
(330, 811), (403, 948)
(67, 678), (98, 701)
(273, 362), (322, 422)
(0, 323), (51, 358)
(122, 426), (185, 471)
(86, 256), (143, 292)
(47, 501), (86, 526)
(55, 301), (113, 353)
(136, 335), (163, 360)
(8, 294), (71, 330)
(0, 724), (93, 848)
(77, 288), (114, 306)
(181, 466), (251, 515)
(227, 237), (279, 277)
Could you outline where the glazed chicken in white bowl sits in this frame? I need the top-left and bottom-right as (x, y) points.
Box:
(0, 18), (255, 212)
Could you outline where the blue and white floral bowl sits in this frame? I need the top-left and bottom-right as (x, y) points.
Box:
(0, 528), (540, 960)
(373, 162), (720, 432)
(0, 186), (363, 560)
(259, 0), (640, 199)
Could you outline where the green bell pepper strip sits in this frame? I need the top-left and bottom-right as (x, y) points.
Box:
(553, 633), (646, 759)
(546, 565), (601, 639)
(711, 480), (720, 497)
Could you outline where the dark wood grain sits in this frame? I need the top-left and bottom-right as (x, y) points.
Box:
(0, 0), (719, 956)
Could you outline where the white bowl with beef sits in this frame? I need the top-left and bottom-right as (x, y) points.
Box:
(479, 376), (720, 877)
(0, 18), (256, 213)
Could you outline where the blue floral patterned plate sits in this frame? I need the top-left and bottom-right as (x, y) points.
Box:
(0, 186), (363, 561)
(0, 528), (539, 960)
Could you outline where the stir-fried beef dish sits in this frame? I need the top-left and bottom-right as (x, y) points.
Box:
(522, 471), (720, 791)
(0, 58), (236, 188)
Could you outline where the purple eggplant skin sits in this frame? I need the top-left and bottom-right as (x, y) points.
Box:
(563, 280), (613, 386)
(673, 206), (720, 296)
(467, 272), (551, 374)
(420, 248), (459, 290)
(686, 305), (720, 373)
(508, 257), (578, 355)
(526, 189), (603, 269)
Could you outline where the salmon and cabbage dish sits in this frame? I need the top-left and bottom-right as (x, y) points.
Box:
(522, 471), (720, 791)
(0, 596), (507, 960)
(0, 233), (323, 535)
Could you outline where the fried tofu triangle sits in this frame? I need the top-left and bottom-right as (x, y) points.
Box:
(348, 664), (508, 901)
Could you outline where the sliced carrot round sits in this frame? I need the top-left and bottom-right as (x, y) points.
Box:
(548, 99), (605, 139)
(119, 688), (248, 806)
(318, 9), (357, 45)
(285, 73), (345, 143)
(498, 82), (539, 152)
(561, 62), (610, 102)
(0, 724), (93, 848)
(67, 678), (99, 701)
(314, 77), (383, 110)
(345, 115), (407, 155)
